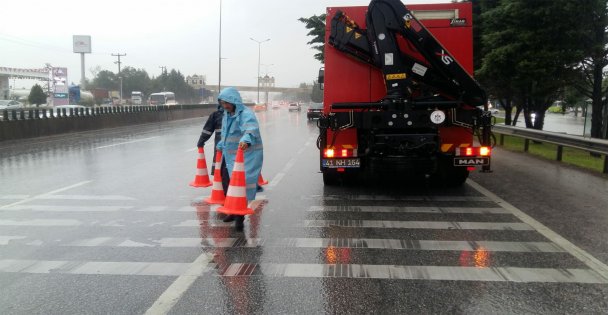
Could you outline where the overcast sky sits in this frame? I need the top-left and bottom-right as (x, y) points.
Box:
(1, 0), (445, 90)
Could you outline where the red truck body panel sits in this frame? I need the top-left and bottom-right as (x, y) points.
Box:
(323, 2), (474, 154)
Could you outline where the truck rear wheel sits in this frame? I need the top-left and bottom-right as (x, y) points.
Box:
(435, 159), (469, 187)
(323, 172), (341, 186)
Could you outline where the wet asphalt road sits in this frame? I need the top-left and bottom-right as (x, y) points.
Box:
(1, 107), (607, 314)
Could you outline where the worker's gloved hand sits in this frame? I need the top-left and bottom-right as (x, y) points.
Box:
(238, 142), (250, 150)
(197, 141), (205, 148)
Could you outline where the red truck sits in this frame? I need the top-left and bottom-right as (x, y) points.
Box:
(318, 0), (493, 186)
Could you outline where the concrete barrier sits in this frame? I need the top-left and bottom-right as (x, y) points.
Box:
(0, 104), (222, 141)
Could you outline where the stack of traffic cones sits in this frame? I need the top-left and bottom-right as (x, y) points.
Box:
(217, 148), (254, 216)
(204, 151), (226, 205)
(189, 147), (212, 188)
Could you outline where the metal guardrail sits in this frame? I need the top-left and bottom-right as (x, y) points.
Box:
(493, 124), (608, 174)
(0, 104), (214, 122)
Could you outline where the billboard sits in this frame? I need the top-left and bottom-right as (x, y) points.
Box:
(52, 67), (69, 106)
(73, 35), (92, 53)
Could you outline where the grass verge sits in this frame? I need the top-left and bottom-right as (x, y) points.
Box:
(496, 134), (606, 173)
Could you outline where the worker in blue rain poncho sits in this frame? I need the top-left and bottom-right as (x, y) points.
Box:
(216, 87), (263, 230)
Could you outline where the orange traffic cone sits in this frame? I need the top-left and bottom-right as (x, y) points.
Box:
(258, 173), (269, 186)
(217, 148), (254, 216)
(189, 147), (212, 188)
(204, 151), (226, 205)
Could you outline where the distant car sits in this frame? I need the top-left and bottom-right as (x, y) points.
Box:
(288, 103), (301, 111)
(0, 100), (23, 110)
(253, 103), (267, 111)
(307, 103), (323, 120)
(272, 103), (281, 109)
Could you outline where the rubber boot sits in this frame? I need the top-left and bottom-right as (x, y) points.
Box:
(235, 216), (245, 231)
(223, 215), (236, 223)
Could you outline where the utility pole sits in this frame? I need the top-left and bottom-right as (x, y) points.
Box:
(250, 37), (270, 103)
(111, 53), (126, 74)
(111, 53), (126, 104)
(159, 66), (167, 75)
(218, 0), (223, 96)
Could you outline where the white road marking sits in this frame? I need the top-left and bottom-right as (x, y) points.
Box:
(1, 205), (134, 212)
(222, 263), (607, 283)
(467, 179), (608, 282)
(0, 219), (82, 226)
(0, 181), (91, 209)
(267, 173), (285, 188)
(309, 195), (489, 202)
(144, 253), (214, 315)
(36, 194), (135, 201)
(0, 236), (26, 245)
(308, 205), (508, 214)
(0, 259), (200, 276)
(94, 136), (160, 149)
(0, 195), (30, 200)
(28, 237), (564, 253)
(304, 220), (533, 230)
(267, 136), (315, 190)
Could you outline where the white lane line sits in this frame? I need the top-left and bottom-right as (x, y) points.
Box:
(30, 237), (565, 253)
(0, 259), (201, 277)
(467, 179), (608, 282)
(144, 252), (214, 315)
(0, 181), (91, 210)
(0, 195), (30, 200)
(267, 136), (315, 190)
(304, 220), (533, 230)
(0, 219), (82, 226)
(308, 195), (489, 202)
(37, 194), (135, 201)
(1, 205), (134, 212)
(267, 173), (285, 188)
(222, 263), (607, 284)
(94, 136), (160, 149)
(308, 206), (508, 214)
(0, 236), (26, 245)
(185, 141), (213, 153)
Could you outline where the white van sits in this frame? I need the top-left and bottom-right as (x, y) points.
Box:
(149, 92), (176, 106)
(131, 91), (144, 105)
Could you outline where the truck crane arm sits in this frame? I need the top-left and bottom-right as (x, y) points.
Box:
(329, 0), (487, 108)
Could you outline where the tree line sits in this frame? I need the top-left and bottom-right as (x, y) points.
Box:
(300, 0), (608, 139)
(87, 67), (199, 104)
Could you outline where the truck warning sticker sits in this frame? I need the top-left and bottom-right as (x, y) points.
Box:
(412, 63), (428, 76)
(386, 73), (406, 80)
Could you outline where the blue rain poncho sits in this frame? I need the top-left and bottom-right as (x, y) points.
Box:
(216, 87), (263, 201)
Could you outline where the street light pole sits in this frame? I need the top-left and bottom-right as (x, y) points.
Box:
(218, 0), (223, 96)
(250, 37), (270, 103)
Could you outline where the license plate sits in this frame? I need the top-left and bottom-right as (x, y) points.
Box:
(323, 158), (361, 168)
(453, 157), (490, 166)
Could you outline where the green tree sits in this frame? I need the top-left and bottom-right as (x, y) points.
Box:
(478, 0), (588, 130)
(298, 14), (326, 63)
(119, 67), (152, 99)
(28, 84), (47, 106)
(91, 70), (118, 90)
(151, 69), (198, 103)
(570, 0), (608, 138)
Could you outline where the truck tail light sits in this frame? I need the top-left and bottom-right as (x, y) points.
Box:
(456, 146), (492, 157)
(479, 146), (491, 156)
(324, 149), (335, 158)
